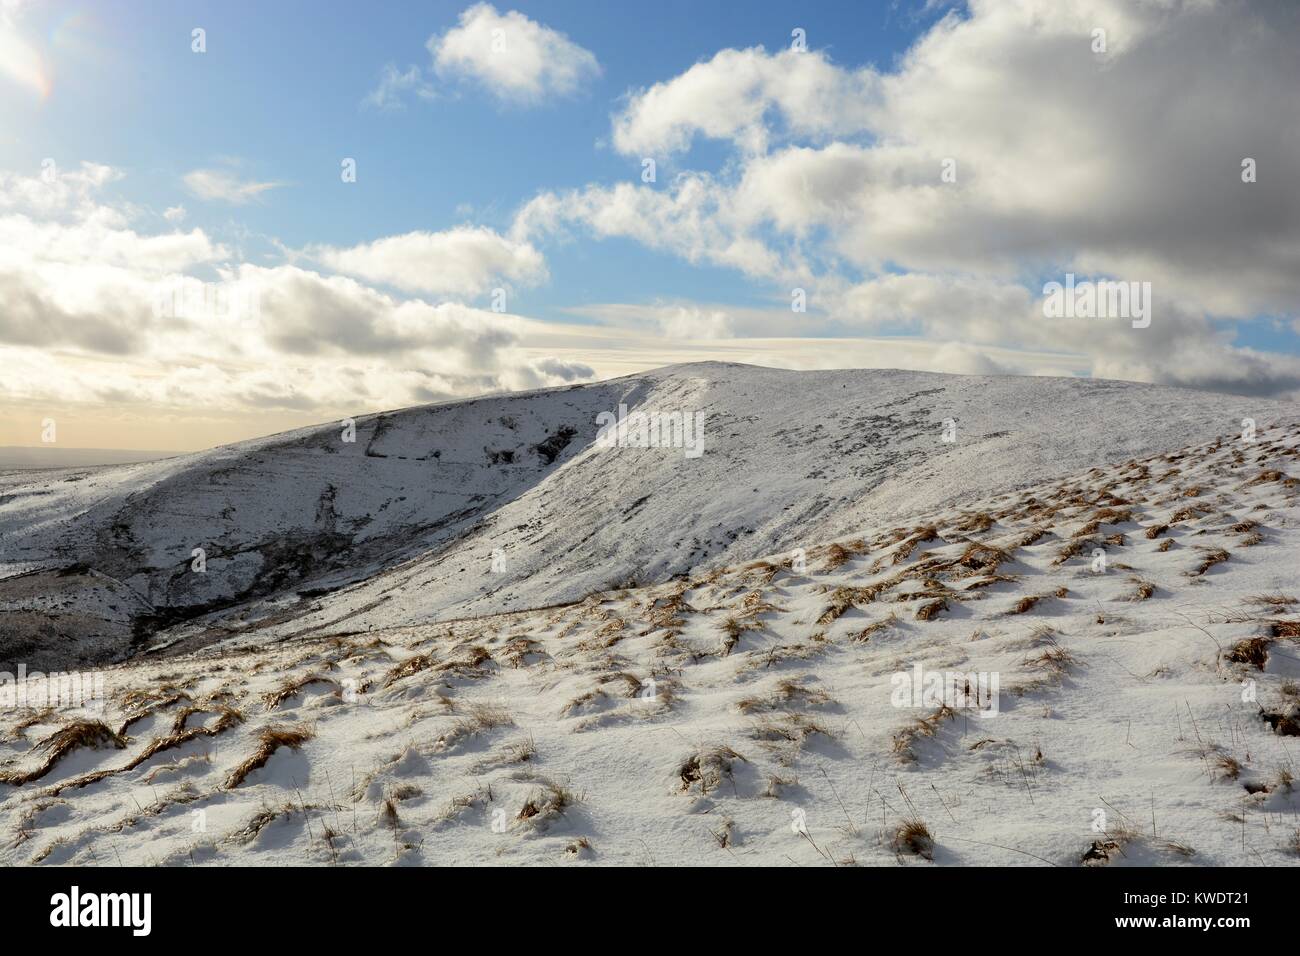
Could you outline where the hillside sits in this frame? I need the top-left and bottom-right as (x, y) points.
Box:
(1, 420), (1297, 866)
(0, 364), (1292, 671)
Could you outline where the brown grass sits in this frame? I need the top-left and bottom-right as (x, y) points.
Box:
(852, 613), (899, 643)
(891, 528), (939, 565)
(1246, 468), (1285, 486)
(263, 674), (337, 709)
(892, 818), (934, 860)
(1008, 594), (1046, 615)
(1227, 637), (1270, 670)
(822, 540), (864, 571)
(384, 653), (436, 687)
(1212, 752), (1242, 781)
(439, 702), (514, 749)
(736, 679), (834, 714)
(1126, 578), (1156, 601)
(718, 615), (746, 655)
(953, 512), (994, 534)
(679, 745), (746, 794)
(1024, 645), (1077, 677)
(816, 587), (877, 625)
(225, 725), (314, 789)
(1052, 538), (1092, 566)
(517, 776), (581, 827)
(954, 542), (1015, 575)
(892, 705), (957, 761)
(0, 720), (127, 787)
(1188, 547), (1230, 577)
(915, 598), (948, 621)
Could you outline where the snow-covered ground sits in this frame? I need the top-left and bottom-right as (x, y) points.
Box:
(0, 366), (1296, 866)
(0, 364), (1290, 668)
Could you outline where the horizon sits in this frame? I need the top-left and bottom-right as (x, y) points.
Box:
(2, 358), (1291, 457)
(4, 0), (1299, 452)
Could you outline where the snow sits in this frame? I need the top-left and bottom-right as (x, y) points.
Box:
(0, 364), (1298, 866)
(0, 363), (1289, 665)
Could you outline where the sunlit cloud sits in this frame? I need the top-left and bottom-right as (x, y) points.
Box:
(183, 166), (283, 205)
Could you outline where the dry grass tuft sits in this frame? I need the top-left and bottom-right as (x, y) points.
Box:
(1126, 578), (1156, 601)
(679, 745), (746, 794)
(439, 702), (514, 750)
(1246, 468), (1286, 486)
(718, 615), (747, 655)
(1248, 593), (1297, 608)
(517, 777), (581, 828)
(0, 720), (127, 787)
(892, 705), (957, 761)
(1188, 547), (1230, 577)
(1269, 620), (1300, 639)
(263, 674), (337, 709)
(954, 542), (1016, 575)
(892, 818), (934, 860)
(852, 612), (898, 643)
(822, 540), (864, 571)
(225, 725), (314, 789)
(1052, 538), (1093, 566)
(1008, 594), (1046, 615)
(1081, 825), (1140, 866)
(890, 526), (941, 566)
(34, 720), (126, 760)
(1211, 752), (1242, 781)
(384, 653), (436, 687)
(953, 512), (995, 534)
(1227, 637), (1271, 670)
(915, 598), (948, 622)
(1023, 645), (1077, 677)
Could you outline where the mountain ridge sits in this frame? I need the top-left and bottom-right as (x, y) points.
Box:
(0, 363), (1292, 669)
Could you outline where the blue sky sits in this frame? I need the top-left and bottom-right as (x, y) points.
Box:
(1, 0), (941, 319)
(1, 0), (1298, 450)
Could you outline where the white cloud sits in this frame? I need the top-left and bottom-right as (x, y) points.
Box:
(0, 161), (122, 217)
(163, 205), (187, 223)
(514, 177), (788, 281)
(429, 3), (599, 104)
(311, 226), (547, 298)
(183, 167), (282, 205)
(613, 47), (876, 157)
(364, 63), (435, 110)
(526, 0), (1300, 396)
(0, 161), (593, 434)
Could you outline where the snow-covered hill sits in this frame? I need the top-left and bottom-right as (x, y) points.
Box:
(2, 419), (1297, 866)
(0, 364), (1291, 670)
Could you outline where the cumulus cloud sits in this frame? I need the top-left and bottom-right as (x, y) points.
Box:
(612, 47), (876, 157)
(514, 178), (788, 281)
(429, 3), (599, 104)
(311, 226), (547, 298)
(527, 0), (1300, 396)
(0, 161), (592, 438)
